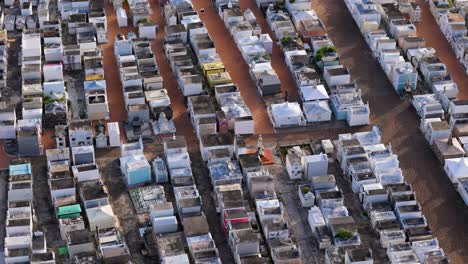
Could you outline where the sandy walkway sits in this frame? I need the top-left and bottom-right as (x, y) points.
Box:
(414, 0), (468, 97)
(312, 0), (468, 261)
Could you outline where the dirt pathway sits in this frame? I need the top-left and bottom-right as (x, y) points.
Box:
(312, 0), (468, 261)
(414, 0), (468, 97)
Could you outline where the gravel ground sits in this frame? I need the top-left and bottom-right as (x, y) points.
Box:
(189, 149), (236, 264)
(267, 155), (391, 263)
(96, 149), (148, 264)
(267, 162), (326, 263)
(29, 157), (67, 262)
(312, 0), (468, 261)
